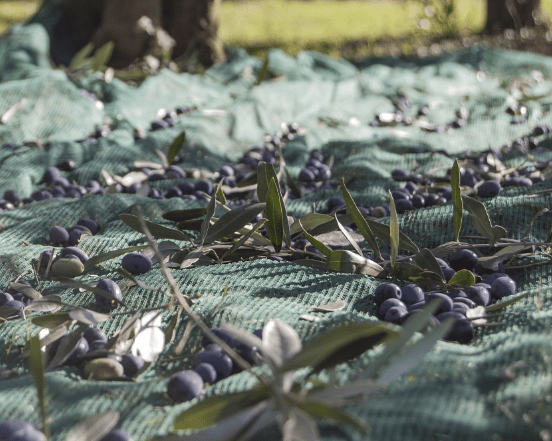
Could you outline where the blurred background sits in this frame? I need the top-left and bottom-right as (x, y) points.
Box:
(1, 0), (552, 61)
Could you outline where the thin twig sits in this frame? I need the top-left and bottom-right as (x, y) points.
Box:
(134, 206), (269, 384)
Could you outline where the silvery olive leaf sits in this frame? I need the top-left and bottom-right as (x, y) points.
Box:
(162, 401), (270, 441)
(68, 307), (111, 325)
(300, 314), (320, 322)
(131, 326), (165, 362)
(282, 408), (320, 441)
(334, 214), (363, 257)
(262, 319), (302, 367)
(461, 195), (507, 245)
(466, 306), (487, 325)
(24, 295), (62, 313)
(65, 410), (120, 441)
(309, 300), (346, 313)
(478, 244), (530, 271)
(377, 318), (454, 386)
(134, 160), (164, 170)
(326, 250), (383, 276)
(314, 230), (364, 248)
(115, 171), (149, 187)
(9, 281), (41, 299)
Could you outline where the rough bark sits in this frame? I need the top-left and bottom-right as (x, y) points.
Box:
(61, 0), (225, 69)
(484, 0), (541, 34)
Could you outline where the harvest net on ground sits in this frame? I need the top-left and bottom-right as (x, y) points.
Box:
(0, 14), (551, 441)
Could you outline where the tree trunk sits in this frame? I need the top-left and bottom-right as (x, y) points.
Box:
(163, 0), (225, 68)
(484, 0), (541, 34)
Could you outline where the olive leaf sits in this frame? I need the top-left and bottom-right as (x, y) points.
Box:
(68, 42), (94, 70)
(297, 399), (369, 434)
(47, 324), (88, 370)
(173, 385), (272, 430)
(334, 214), (363, 257)
(377, 318), (455, 385)
(29, 334), (49, 439)
(478, 244), (531, 271)
(162, 207), (208, 222)
(114, 268), (156, 290)
(256, 52), (270, 86)
(309, 300), (346, 313)
(9, 281), (42, 299)
(279, 321), (399, 375)
(167, 131), (186, 166)
(201, 180), (223, 245)
(326, 250), (384, 276)
(413, 249), (445, 283)
(461, 195), (507, 245)
(31, 312), (72, 329)
(282, 408), (319, 441)
(256, 161), (279, 204)
(299, 220), (332, 257)
(388, 190), (399, 271)
(451, 159), (463, 242)
(221, 218), (267, 260)
(216, 185), (227, 206)
(91, 41), (114, 72)
(284, 167), (303, 199)
(447, 269), (476, 287)
(289, 214), (333, 236)
(24, 295), (62, 313)
(179, 246), (205, 269)
(65, 410), (120, 441)
(265, 177), (284, 253)
(68, 307), (111, 325)
(120, 213), (192, 242)
(84, 245), (150, 270)
(204, 203), (266, 244)
(52, 277), (129, 309)
(38, 320), (74, 348)
(341, 178), (382, 259)
(363, 217), (419, 253)
(363, 300), (444, 379)
(485, 291), (530, 312)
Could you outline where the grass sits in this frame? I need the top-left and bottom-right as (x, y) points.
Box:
(2, 0), (552, 59)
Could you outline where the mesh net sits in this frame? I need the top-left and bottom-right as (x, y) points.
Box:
(0, 13), (551, 441)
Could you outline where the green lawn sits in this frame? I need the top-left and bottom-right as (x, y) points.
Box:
(1, 0), (552, 58)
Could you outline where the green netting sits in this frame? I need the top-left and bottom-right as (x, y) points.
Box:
(0, 13), (552, 441)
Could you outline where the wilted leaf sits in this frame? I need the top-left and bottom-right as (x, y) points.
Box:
(279, 321), (398, 375)
(65, 410), (119, 441)
(300, 314), (321, 322)
(84, 245), (149, 270)
(68, 307), (111, 325)
(204, 203), (266, 244)
(523, 207), (548, 238)
(451, 159), (463, 242)
(309, 300), (346, 313)
(341, 178), (381, 259)
(173, 385), (272, 430)
(168, 131), (186, 166)
(120, 214), (192, 242)
(461, 195), (507, 245)
(448, 269), (476, 287)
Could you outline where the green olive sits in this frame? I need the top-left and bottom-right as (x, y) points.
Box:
(83, 358), (124, 380)
(50, 257), (84, 278)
